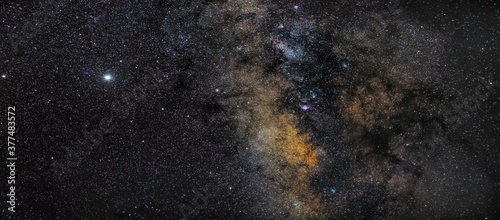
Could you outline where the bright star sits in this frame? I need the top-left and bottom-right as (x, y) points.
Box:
(103, 74), (113, 81)
(1, 75), (6, 78)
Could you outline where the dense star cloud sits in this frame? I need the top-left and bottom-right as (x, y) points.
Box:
(1, 0), (499, 219)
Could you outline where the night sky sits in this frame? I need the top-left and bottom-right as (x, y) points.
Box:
(1, 0), (499, 219)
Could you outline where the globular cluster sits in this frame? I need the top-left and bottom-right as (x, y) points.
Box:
(1, 0), (499, 219)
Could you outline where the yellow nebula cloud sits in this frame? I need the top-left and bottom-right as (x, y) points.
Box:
(278, 114), (317, 170)
(213, 0), (324, 217)
(235, 80), (323, 219)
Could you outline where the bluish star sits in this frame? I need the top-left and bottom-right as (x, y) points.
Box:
(309, 90), (317, 99)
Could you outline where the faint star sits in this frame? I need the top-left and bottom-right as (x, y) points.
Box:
(309, 90), (317, 99)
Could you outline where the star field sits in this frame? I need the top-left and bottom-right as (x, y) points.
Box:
(1, 0), (499, 219)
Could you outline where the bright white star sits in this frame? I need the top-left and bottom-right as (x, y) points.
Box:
(103, 74), (113, 81)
